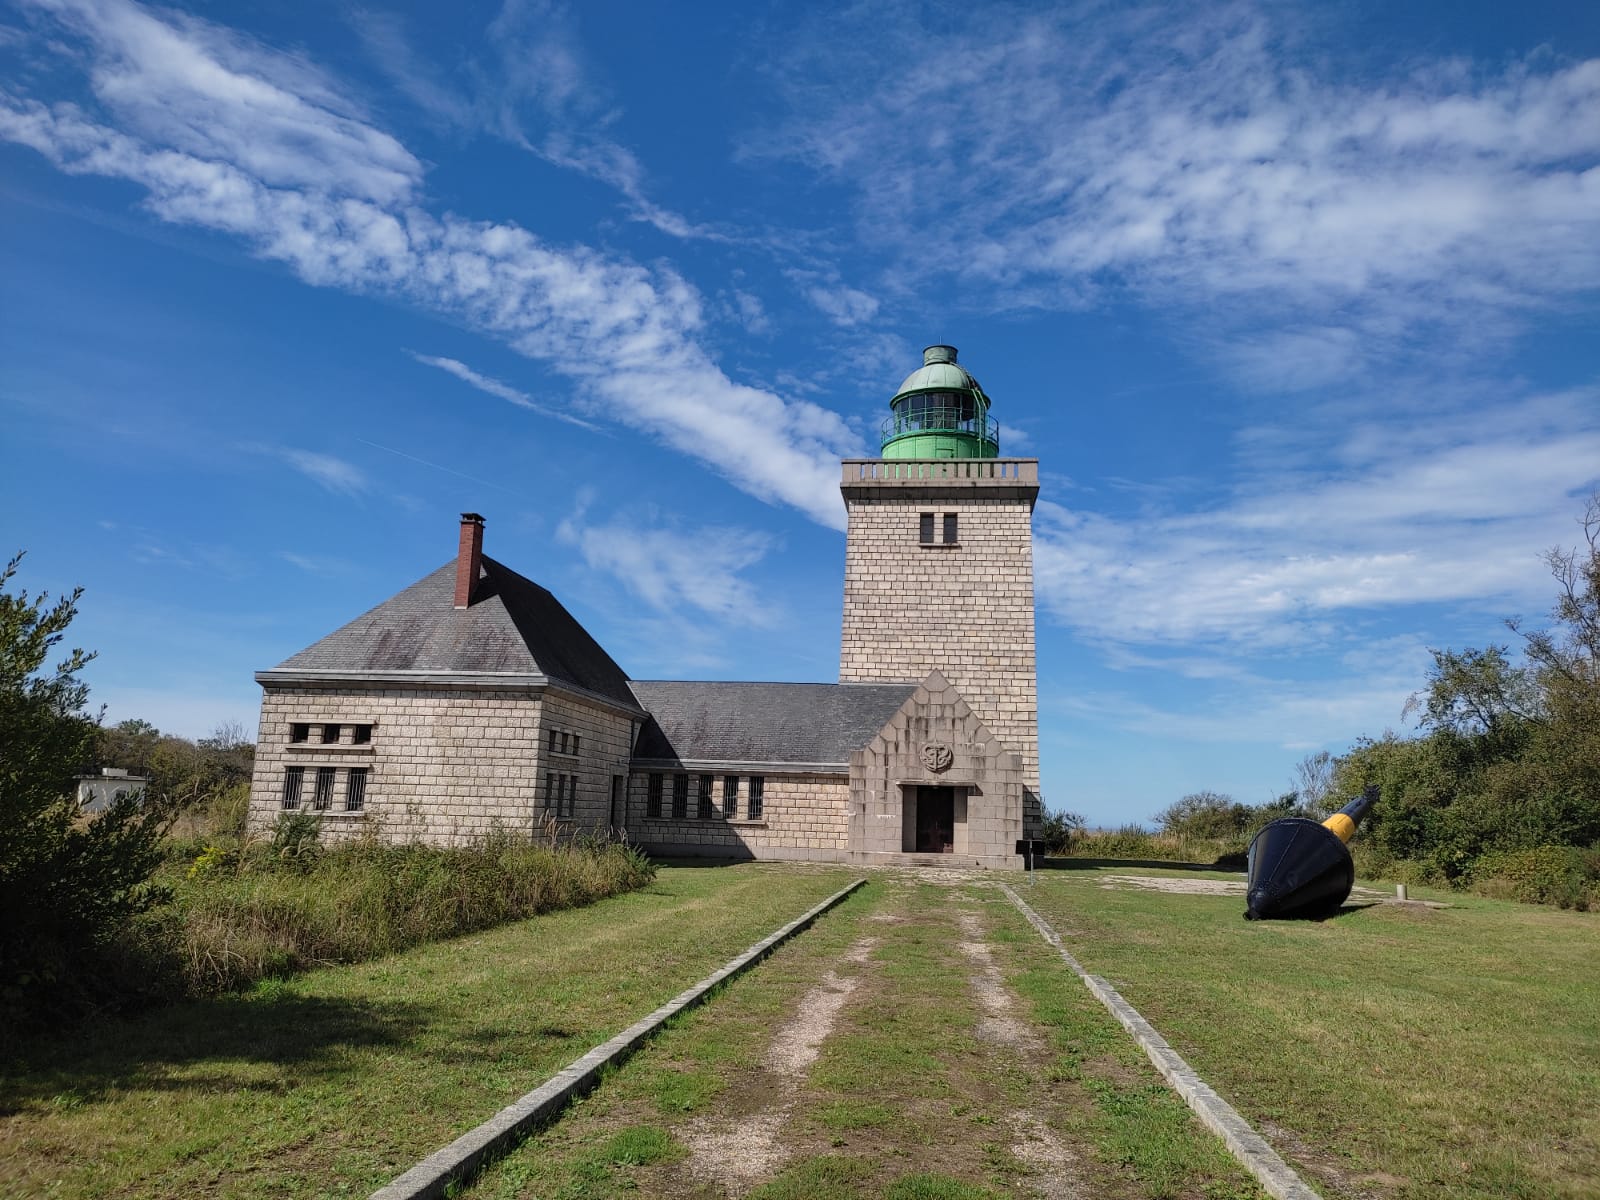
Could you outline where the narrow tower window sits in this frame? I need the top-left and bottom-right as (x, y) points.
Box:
(943, 513), (959, 544)
(919, 513), (935, 544)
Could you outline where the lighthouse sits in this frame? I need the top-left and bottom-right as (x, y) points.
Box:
(839, 345), (1041, 823)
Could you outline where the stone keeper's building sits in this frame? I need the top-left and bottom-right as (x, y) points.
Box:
(248, 345), (1044, 867)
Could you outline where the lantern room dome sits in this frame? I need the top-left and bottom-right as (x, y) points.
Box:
(881, 344), (1000, 459)
(893, 344), (982, 396)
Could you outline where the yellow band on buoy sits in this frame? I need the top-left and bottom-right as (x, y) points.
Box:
(1322, 812), (1356, 843)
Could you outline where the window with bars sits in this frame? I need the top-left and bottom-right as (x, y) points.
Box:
(722, 775), (739, 818)
(647, 772), (663, 818)
(697, 774), (714, 819)
(313, 766), (336, 810)
(345, 767), (368, 812)
(281, 765), (304, 809)
(671, 774), (688, 819)
(748, 776), (765, 820)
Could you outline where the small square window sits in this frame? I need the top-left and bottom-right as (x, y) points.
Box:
(281, 765), (304, 809)
(943, 513), (958, 544)
(345, 768), (368, 812)
(313, 766), (336, 810)
(351, 724), (372, 745)
(723, 775), (739, 819)
(321, 723), (340, 745)
(289, 723), (310, 743)
(919, 513), (935, 544)
(671, 774), (688, 819)
(647, 773), (663, 818)
(748, 776), (765, 820)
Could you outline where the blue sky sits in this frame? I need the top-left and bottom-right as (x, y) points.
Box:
(3, 0), (1598, 827)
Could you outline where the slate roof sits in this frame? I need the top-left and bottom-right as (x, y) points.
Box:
(628, 680), (918, 767)
(264, 557), (640, 711)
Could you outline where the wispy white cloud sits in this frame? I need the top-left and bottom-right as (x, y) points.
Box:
(273, 447), (368, 495)
(407, 351), (600, 431)
(355, 0), (726, 243)
(556, 504), (779, 628)
(278, 551), (350, 576)
(1, 0), (857, 526)
(1033, 389), (1600, 648)
(756, 3), (1600, 381)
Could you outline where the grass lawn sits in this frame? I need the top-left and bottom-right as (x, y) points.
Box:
(0, 864), (856, 1199)
(471, 877), (1265, 1199)
(1023, 864), (1600, 1199)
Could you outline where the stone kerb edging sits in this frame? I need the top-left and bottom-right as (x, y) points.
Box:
(999, 885), (1323, 1200)
(369, 877), (867, 1200)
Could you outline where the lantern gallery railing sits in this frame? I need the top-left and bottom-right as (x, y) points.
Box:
(841, 458), (1039, 482)
(880, 407), (1000, 449)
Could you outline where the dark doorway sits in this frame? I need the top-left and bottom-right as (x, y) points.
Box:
(916, 786), (955, 853)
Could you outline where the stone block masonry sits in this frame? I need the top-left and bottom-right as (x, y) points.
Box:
(248, 684), (637, 845)
(626, 772), (852, 862)
(839, 460), (1040, 796)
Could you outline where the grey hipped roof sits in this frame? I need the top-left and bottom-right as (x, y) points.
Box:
(628, 680), (917, 767)
(263, 558), (640, 712)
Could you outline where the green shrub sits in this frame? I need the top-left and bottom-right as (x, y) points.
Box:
(1471, 844), (1600, 910)
(0, 555), (173, 1031)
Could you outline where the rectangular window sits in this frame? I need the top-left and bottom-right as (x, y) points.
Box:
(548, 729), (558, 753)
(559, 731), (570, 754)
(943, 513), (959, 544)
(321, 723), (341, 745)
(647, 772), (663, 818)
(697, 774), (714, 819)
(351, 724), (372, 744)
(748, 776), (765, 820)
(723, 775), (739, 818)
(345, 767), (367, 812)
(313, 766), (336, 810)
(565, 774), (578, 817)
(281, 765), (304, 809)
(289, 723), (310, 743)
(672, 774), (688, 819)
(919, 512), (935, 544)
(544, 772), (555, 810)
(571, 733), (581, 755)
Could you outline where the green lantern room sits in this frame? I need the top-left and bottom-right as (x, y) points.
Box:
(880, 344), (1000, 460)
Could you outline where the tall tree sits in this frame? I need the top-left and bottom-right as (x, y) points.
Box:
(0, 555), (168, 1021)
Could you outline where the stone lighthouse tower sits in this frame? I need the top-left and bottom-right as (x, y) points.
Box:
(839, 345), (1041, 816)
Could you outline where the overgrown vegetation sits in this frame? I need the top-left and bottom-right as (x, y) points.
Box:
(161, 818), (656, 995)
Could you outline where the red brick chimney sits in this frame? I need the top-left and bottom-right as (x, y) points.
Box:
(454, 513), (484, 609)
